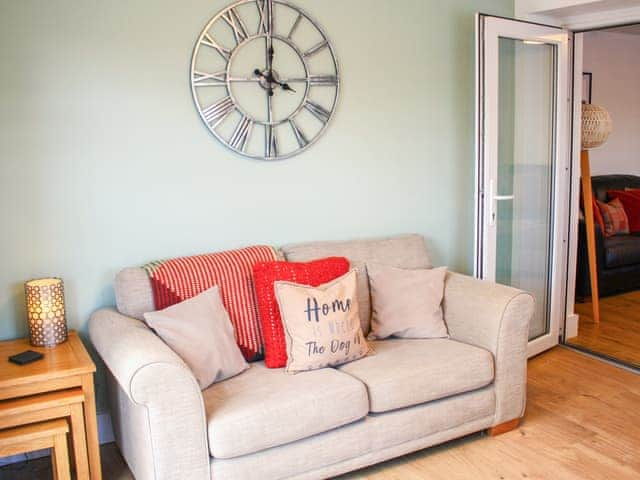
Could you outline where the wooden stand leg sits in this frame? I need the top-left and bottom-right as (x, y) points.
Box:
(52, 431), (71, 480)
(580, 150), (600, 323)
(487, 418), (520, 436)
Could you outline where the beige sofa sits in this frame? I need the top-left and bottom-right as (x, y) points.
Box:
(89, 234), (534, 480)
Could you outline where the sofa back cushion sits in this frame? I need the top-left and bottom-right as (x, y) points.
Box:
(115, 246), (282, 361)
(281, 234), (432, 334)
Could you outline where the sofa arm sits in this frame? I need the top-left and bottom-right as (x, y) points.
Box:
(89, 308), (210, 480)
(442, 272), (534, 426)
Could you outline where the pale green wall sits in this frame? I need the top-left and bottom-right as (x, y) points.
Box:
(0, 0), (512, 411)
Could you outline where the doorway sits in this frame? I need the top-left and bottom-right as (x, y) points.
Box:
(564, 24), (640, 369)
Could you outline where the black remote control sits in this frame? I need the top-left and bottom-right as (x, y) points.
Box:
(9, 350), (44, 365)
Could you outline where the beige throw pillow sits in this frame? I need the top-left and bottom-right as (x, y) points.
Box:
(367, 263), (449, 340)
(144, 286), (249, 389)
(275, 270), (371, 374)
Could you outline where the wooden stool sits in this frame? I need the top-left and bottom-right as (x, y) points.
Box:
(0, 418), (71, 480)
(0, 388), (89, 479)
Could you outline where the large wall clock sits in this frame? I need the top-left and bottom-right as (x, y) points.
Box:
(190, 0), (340, 160)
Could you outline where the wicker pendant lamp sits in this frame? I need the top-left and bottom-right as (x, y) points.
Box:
(582, 104), (613, 149)
(580, 103), (612, 324)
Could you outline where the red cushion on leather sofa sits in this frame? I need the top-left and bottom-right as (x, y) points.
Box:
(608, 190), (640, 233)
(592, 196), (605, 234)
(253, 257), (350, 368)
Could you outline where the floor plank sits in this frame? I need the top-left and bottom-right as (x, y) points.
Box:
(569, 290), (640, 367)
(339, 347), (640, 480)
(1, 347), (638, 479)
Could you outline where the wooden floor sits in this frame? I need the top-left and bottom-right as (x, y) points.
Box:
(1, 347), (638, 479)
(568, 290), (640, 368)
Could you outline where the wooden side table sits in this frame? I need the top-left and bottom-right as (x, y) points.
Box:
(0, 419), (71, 480)
(0, 331), (101, 479)
(0, 388), (89, 478)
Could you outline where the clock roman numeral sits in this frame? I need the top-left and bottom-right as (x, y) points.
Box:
(289, 120), (308, 148)
(192, 70), (227, 87)
(229, 115), (253, 152)
(304, 100), (331, 123)
(287, 13), (303, 39)
(201, 96), (235, 127)
(308, 75), (338, 86)
(201, 33), (231, 60)
(265, 125), (278, 158)
(256, 0), (273, 35)
(303, 40), (328, 58)
(221, 7), (249, 45)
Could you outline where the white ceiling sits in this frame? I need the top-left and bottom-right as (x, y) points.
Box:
(516, 0), (640, 30)
(538, 0), (640, 16)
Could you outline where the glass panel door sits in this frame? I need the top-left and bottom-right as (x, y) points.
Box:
(476, 15), (570, 357)
(497, 38), (555, 341)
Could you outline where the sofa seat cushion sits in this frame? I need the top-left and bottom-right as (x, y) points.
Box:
(338, 338), (494, 413)
(203, 362), (369, 459)
(604, 235), (640, 268)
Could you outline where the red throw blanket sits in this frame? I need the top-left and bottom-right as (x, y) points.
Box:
(142, 245), (280, 361)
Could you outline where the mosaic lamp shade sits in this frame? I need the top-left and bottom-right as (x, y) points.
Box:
(581, 104), (613, 150)
(25, 278), (68, 347)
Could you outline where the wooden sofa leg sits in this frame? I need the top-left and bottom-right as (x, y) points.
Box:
(487, 418), (520, 436)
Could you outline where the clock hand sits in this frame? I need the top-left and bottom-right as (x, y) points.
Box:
(267, 43), (275, 96)
(266, 75), (296, 93)
(278, 82), (296, 93)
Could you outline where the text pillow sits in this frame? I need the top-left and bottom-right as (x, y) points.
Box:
(367, 263), (449, 340)
(144, 286), (249, 389)
(253, 257), (350, 368)
(274, 270), (371, 374)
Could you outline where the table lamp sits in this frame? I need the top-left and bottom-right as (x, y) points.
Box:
(581, 103), (613, 324)
(24, 277), (68, 347)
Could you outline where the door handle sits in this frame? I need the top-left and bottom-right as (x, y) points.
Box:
(488, 180), (514, 227)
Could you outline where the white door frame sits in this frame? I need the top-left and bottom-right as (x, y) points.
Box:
(564, 32), (583, 340)
(476, 15), (572, 358)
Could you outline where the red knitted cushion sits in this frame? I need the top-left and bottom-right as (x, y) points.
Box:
(143, 246), (280, 361)
(253, 257), (350, 368)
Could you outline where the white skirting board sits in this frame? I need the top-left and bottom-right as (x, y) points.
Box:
(565, 313), (579, 340)
(0, 412), (115, 466)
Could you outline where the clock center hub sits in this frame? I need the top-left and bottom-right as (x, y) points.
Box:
(257, 69), (281, 91)
(227, 36), (307, 124)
